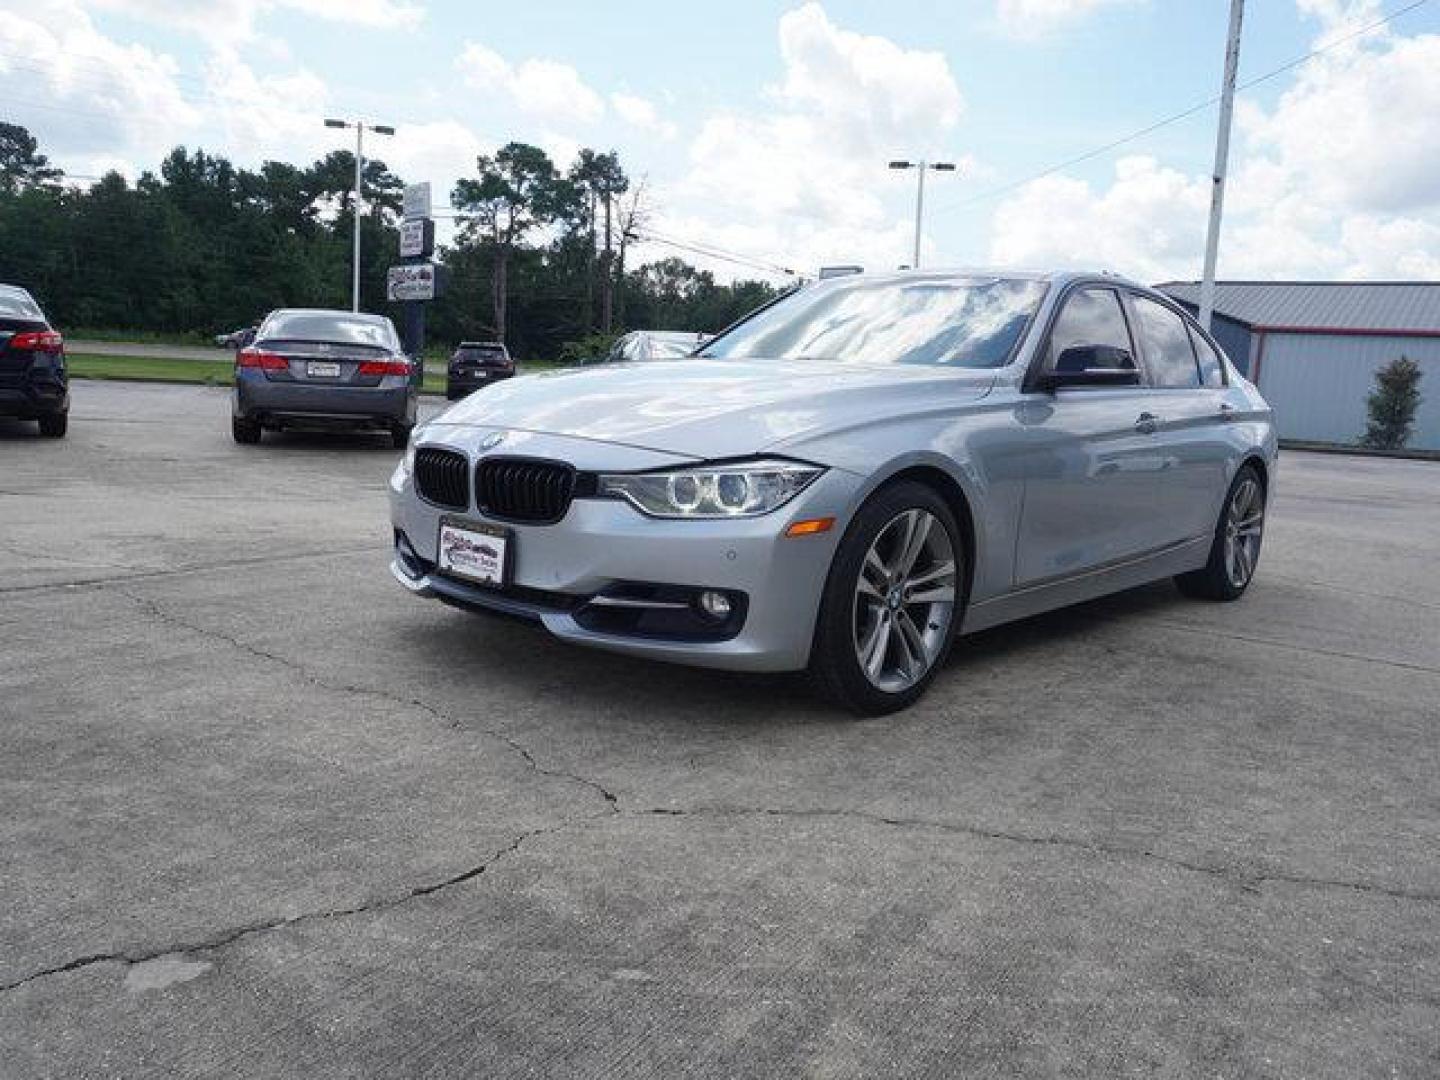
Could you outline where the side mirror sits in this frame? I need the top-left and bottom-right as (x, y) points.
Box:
(1038, 344), (1140, 391)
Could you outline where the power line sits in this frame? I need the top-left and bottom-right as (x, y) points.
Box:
(929, 0), (1431, 217)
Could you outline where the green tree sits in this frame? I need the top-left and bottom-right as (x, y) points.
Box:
(0, 123), (62, 194)
(1362, 356), (1423, 451)
(452, 142), (565, 342)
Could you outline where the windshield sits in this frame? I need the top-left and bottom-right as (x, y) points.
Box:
(648, 336), (696, 359)
(699, 276), (1048, 368)
(260, 312), (398, 350)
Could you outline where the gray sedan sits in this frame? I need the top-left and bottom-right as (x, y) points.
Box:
(232, 308), (417, 447)
(389, 270), (1275, 714)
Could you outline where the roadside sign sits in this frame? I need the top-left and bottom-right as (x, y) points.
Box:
(399, 218), (435, 259)
(401, 182), (431, 221)
(387, 263), (441, 302)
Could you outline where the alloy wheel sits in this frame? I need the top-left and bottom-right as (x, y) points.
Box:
(1224, 476), (1265, 589)
(851, 508), (959, 693)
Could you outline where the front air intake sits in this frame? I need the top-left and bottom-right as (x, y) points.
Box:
(475, 458), (575, 524)
(414, 447), (470, 511)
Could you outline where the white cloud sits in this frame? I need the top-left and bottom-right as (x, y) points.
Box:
(655, 2), (968, 278)
(988, 156), (1209, 280)
(0, 0), (202, 176)
(986, 8), (1440, 281)
(611, 92), (677, 140)
(996, 0), (1140, 37)
(456, 43), (605, 127)
(87, 0), (423, 41)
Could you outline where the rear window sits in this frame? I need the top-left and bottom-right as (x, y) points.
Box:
(260, 312), (398, 350)
(0, 291), (44, 321)
(456, 345), (508, 362)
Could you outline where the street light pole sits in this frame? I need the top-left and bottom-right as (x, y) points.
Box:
(888, 160), (957, 269)
(324, 118), (395, 313)
(1199, 0), (1244, 332)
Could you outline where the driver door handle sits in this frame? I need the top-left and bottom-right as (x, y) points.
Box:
(1134, 412), (1160, 435)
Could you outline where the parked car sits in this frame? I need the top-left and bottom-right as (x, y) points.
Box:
(602, 330), (705, 363)
(215, 326), (257, 350)
(447, 341), (514, 400)
(0, 284), (68, 438)
(389, 270), (1275, 715)
(232, 308), (416, 448)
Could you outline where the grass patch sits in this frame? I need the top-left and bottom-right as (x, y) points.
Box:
(66, 353), (450, 394)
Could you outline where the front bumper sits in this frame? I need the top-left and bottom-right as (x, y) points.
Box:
(234, 370), (416, 427)
(388, 430), (862, 672)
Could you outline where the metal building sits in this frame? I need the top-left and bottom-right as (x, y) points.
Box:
(1157, 281), (1440, 452)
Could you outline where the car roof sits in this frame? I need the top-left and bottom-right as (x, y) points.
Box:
(643, 330), (702, 341)
(265, 308), (393, 323)
(823, 267), (1142, 289)
(0, 284), (36, 299)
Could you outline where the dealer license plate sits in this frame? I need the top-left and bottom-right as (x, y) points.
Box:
(437, 519), (510, 587)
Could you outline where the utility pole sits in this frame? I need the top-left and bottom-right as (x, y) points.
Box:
(888, 160), (957, 268)
(324, 118), (395, 312)
(1199, 0), (1244, 332)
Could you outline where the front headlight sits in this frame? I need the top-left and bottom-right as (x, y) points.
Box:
(598, 458), (825, 518)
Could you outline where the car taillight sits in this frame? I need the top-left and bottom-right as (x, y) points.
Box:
(11, 330), (64, 353)
(358, 358), (412, 376)
(236, 350), (290, 371)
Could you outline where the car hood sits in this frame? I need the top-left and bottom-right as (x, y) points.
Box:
(430, 359), (996, 460)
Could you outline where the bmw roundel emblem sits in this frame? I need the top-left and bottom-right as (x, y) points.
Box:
(480, 431), (506, 451)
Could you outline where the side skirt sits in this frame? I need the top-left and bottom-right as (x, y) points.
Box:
(961, 537), (1210, 634)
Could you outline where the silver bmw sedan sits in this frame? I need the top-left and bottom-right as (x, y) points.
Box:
(389, 270), (1275, 714)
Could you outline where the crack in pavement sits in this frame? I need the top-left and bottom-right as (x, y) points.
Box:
(0, 822), (588, 995)
(114, 588), (619, 810)
(639, 804), (1440, 905)
(0, 546), (381, 596)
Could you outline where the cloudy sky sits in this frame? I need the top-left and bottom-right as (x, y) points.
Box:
(2, 0), (1439, 283)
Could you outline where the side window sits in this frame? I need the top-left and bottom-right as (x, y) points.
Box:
(1187, 325), (1227, 388)
(1047, 288), (1136, 371)
(1132, 296), (1201, 388)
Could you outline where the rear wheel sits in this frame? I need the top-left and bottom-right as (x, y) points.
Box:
(38, 411), (67, 438)
(809, 481), (964, 716)
(231, 416), (261, 444)
(390, 422), (413, 450)
(1176, 463), (1266, 600)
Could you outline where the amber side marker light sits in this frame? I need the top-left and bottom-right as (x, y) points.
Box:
(785, 517), (835, 538)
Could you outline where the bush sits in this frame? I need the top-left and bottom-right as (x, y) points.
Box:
(1361, 355), (1423, 451)
(554, 332), (619, 366)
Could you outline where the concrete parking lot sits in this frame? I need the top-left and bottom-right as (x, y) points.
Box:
(2, 381), (1438, 1078)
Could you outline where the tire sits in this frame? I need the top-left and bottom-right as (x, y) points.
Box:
(37, 411), (67, 438)
(231, 416), (262, 445)
(1176, 462), (1266, 601)
(391, 423), (414, 450)
(809, 480), (966, 716)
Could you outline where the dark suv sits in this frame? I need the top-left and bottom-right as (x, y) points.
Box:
(0, 285), (68, 437)
(446, 341), (514, 400)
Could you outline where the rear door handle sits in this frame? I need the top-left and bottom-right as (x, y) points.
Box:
(1218, 402), (1237, 421)
(1134, 412), (1160, 435)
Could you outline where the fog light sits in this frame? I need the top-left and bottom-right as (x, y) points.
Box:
(697, 590), (732, 620)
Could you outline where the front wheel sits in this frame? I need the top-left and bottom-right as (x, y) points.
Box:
(1176, 463), (1266, 600)
(809, 481), (965, 716)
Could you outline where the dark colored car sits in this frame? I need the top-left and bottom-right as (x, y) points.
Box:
(232, 308), (417, 448)
(0, 285), (68, 438)
(446, 341), (514, 400)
